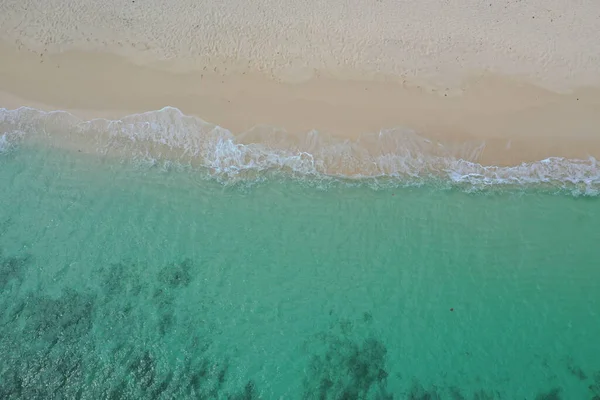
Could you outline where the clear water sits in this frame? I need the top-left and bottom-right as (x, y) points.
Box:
(1, 142), (600, 400)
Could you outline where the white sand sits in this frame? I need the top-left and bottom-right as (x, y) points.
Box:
(2, 0), (600, 90)
(1, 0), (600, 165)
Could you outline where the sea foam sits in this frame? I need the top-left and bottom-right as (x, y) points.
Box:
(1, 106), (599, 194)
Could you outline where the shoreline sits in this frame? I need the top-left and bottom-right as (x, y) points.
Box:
(3, 106), (599, 194)
(2, 40), (600, 167)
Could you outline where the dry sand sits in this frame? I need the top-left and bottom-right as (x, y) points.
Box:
(1, 0), (600, 166)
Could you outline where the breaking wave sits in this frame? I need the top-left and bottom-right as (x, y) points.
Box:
(1, 106), (599, 195)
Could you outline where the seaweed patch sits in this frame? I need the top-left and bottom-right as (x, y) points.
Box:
(535, 387), (562, 400)
(0, 253), (29, 291)
(158, 259), (194, 288)
(302, 317), (392, 399)
(406, 380), (441, 400)
(22, 289), (95, 344)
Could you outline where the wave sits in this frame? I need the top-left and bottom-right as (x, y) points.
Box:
(1, 106), (599, 194)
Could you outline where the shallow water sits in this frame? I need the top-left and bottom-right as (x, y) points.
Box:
(1, 133), (600, 399)
(2, 106), (600, 194)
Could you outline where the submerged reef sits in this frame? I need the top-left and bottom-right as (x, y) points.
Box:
(0, 254), (257, 399)
(0, 251), (599, 399)
(302, 331), (392, 399)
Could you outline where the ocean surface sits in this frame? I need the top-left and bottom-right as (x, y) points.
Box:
(1, 107), (600, 399)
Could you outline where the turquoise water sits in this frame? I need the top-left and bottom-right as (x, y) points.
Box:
(1, 137), (600, 398)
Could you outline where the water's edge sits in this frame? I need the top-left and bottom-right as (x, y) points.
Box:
(1, 106), (599, 195)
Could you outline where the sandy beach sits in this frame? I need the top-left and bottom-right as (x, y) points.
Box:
(1, 0), (600, 166)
